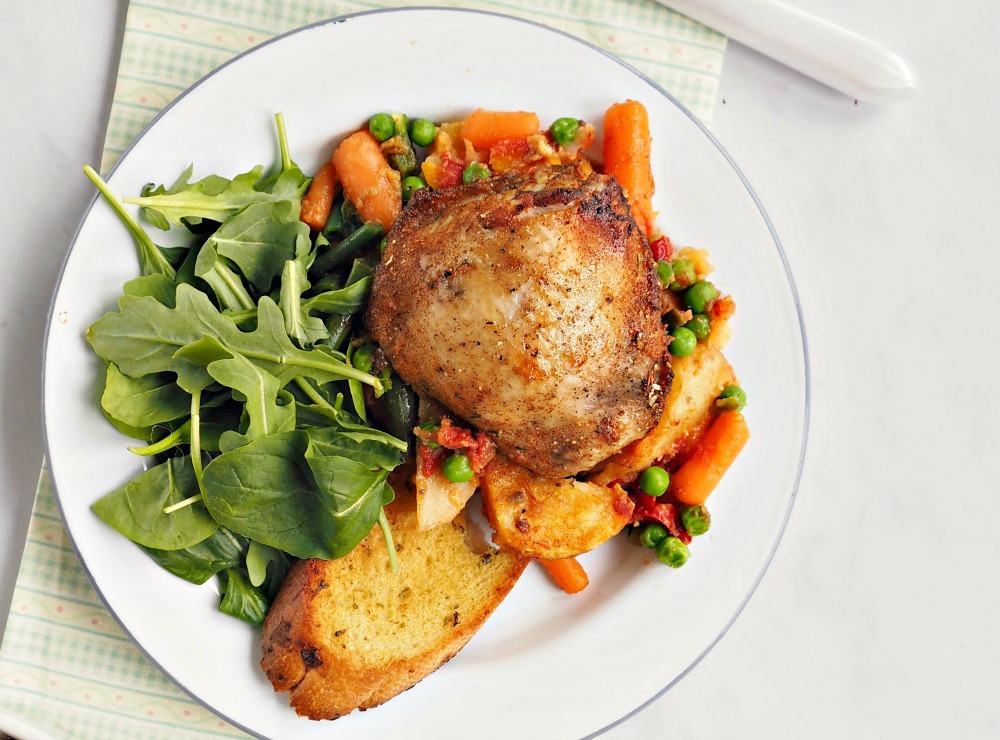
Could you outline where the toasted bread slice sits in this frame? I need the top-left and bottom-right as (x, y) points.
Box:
(260, 489), (528, 720)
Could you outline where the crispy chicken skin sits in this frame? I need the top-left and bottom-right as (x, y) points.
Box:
(367, 163), (668, 477)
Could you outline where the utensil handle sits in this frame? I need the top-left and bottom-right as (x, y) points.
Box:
(662, 0), (916, 103)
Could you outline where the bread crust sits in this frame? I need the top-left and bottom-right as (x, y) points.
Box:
(261, 494), (528, 720)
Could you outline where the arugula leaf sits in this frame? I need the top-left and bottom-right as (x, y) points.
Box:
(123, 273), (177, 308)
(83, 165), (176, 279)
(91, 456), (218, 550)
(301, 275), (372, 316)
(127, 403), (243, 456)
(279, 259), (329, 349)
(210, 201), (309, 293)
(101, 364), (189, 429)
(140, 526), (248, 584)
(218, 568), (269, 627)
(87, 284), (381, 394)
(206, 353), (296, 452)
(138, 164), (232, 230)
(194, 240), (256, 312)
(123, 165), (270, 229)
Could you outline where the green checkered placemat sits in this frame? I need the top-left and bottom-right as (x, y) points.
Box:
(0, 1), (726, 737)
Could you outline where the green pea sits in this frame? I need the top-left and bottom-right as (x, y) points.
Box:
(409, 118), (438, 147)
(550, 117), (580, 145)
(669, 326), (697, 357)
(656, 536), (690, 568)
(685, 280), (718, 314)
(682, 505), (711, 536)
(716, 384), (747, 412)
(353, 344), (376, 374)
(638, 466), (670, 497)
(685, 313), (711, 341)
(462, 162), (491, 184)
(669, 258), (696, 290)
(419, 420), (441, 448)
(655, 260), (674, 288)
(638, 522), (669, 549)
(402, 175), (427, 201)
(369, 113), (395, 142)
(442, 453), (474, 483)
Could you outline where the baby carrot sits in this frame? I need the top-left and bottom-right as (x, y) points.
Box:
(462, 109), (540, 151)
(538, 557), (589, 594)
(331, 131), (401, 232)
(603, 100), (657, 236)
(299, 161), (339, 231)
(671, 411), (750, 505)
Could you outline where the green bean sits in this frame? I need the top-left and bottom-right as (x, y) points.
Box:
(382, 374), (418, 450)
(381, 114), (417, 176)
(322, 313), (353, 351)
(311, 222), (383, 275)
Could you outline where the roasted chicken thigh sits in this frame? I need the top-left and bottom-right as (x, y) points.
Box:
(367, 163), (668, 477)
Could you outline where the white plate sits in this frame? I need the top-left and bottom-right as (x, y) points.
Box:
(43, 9), (808, 739)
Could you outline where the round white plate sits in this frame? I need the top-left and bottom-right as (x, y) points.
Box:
(43, 9), (808, 739)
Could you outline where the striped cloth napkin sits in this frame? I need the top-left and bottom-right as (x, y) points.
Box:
(0, 1), (726, 737)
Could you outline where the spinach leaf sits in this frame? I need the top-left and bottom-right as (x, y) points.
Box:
(87, 285), (380, 394)
(246, 539), (290, 601)
(210, 201), (309, 293)
(92, 455), (217, 550)
(279, 259), (329, 349)
(304, 452), (394, 558)
(140, 526), (248, 584)
(305, 424), (404, 471)
(205, 353), (295, 452)
(218, 568), (269, 627)
(201, 431), (338, 559)
(101, 364), (189, 429)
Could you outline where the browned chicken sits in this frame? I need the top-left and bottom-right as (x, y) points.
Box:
(367, 163), (668, 478)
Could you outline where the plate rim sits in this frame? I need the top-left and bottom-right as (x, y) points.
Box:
(40, 7), (811, 738)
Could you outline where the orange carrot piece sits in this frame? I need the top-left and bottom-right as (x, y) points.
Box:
(538, 557), (589, 594)
(603, 100), (657, 236)
(461, 109), (540, 151)
(331, 131), (401, 232)
(672, 411), (750, 505)
(299, 161), (339, 231)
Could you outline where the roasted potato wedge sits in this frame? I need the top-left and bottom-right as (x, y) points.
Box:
(589, 344), (737, 486)
(415, 464), (478, 531)
(481, 455), (633, 558)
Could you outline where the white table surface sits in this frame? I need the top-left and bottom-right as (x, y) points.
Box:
(3, 1), (999, 738)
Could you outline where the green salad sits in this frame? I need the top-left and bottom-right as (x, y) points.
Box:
(84, 115), (408, 625)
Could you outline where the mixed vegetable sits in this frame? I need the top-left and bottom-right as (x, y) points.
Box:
(83, 100), (749, 623)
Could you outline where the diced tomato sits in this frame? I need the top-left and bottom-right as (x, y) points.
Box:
(631, 493), (691, 544)
(649, 235), (674, 262)
(430, 416), (498, 473)
(436, 417), (477, 449)
(467, 433), (497, 473)
(417, 443), (446, 478)
(489, 138), (531, 174)
(710, 294), (736, 322)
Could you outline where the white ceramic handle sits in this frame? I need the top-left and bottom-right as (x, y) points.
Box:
(662, 0), (917, 103)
